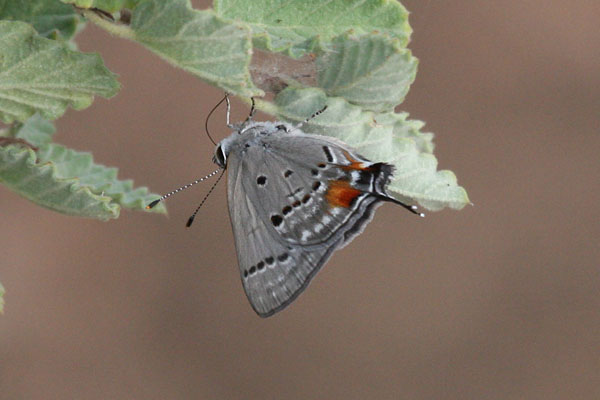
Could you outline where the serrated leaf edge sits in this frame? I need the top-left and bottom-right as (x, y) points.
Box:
(0, 145), (120, 219)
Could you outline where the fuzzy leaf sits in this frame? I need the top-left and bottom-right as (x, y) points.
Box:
(0, 115), (165, 219)
(0, 21), (119, 123)
(130, 0), (260, 97)
(0, 0), (81, 39)
(0, 144), (166, 218)
(214, 0), (411, 58)
(0, 145), (120, 219)
(272, 88), (469, 211)
(61, 0), (140, 13)
(7, 113), (56, 146)
(317, 33), (417, 112)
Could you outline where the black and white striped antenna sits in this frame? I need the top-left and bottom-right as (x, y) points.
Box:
(146, 168), (221, 210)
(185, 168), (226, 227)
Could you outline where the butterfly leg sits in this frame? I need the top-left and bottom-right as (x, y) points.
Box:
(243, 97), (256, 124)
(225, 93), (232, 126)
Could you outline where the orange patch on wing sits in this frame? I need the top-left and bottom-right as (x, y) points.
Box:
(340, 150), (373, 171)
(325, 180), (362, 208)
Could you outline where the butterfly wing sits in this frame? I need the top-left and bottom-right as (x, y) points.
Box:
(253, 132), (394, 248)
(227, 130), (396, 317)
(226, 152), (342, 317)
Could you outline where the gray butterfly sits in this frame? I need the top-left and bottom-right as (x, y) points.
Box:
(149, 98), (422, 317)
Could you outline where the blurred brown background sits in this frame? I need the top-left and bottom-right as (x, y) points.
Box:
(2, 1), (599, 399)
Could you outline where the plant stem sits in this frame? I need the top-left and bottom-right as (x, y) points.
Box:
(83, 10), (135, 40)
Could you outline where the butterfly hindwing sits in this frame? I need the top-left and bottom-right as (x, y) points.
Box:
(244, 131), (393, 248)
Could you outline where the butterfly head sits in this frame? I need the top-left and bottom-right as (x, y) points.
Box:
(212, 141), (228, 168)
(213, 121), (295, 168)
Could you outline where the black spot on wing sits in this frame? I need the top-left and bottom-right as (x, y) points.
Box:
(322, 146), (334, 162)
(271, 214), (283, 227)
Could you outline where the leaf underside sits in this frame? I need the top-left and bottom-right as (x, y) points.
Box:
(0, 145), (120, 219)
(0, 0), (81, 39)
(214, 0), (411, 58)
(0, 114), (165, 219)
(0, 21), (119, 124)
(130, 0), (261, 97)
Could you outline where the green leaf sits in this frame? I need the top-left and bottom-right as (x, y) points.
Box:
(129, 0), (260, 97)
(214, 0), (411, 58)
(0, 21), (119, 123)
(0, 115), (166, 219)
(61, 0), (140, 13)
(317, 33), (417, 112)
(0, 145), (120, 219)
(0, 0), (81, 39)
(6, 113), (56, 146)
(271, 87), (469, 211)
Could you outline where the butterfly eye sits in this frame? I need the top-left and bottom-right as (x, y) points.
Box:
(213, 145), (227, 168)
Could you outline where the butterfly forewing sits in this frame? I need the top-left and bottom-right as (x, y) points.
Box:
(247, 132), (387, 246)
(226, 152), (339, 317)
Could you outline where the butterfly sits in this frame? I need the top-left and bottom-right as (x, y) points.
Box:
(148, 97), (423, 317)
